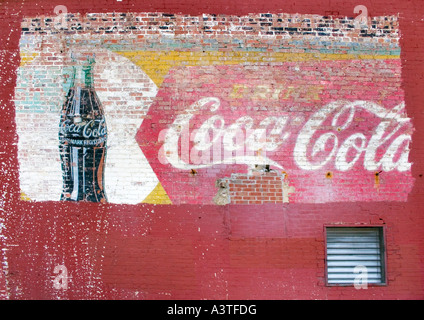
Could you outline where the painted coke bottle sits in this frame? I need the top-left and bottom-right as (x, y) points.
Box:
(59, 53), (107, 202)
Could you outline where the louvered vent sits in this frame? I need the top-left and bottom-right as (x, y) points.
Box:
(326, 227), (385, 285)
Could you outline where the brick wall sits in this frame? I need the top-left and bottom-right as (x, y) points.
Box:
(220, 169), (286, 205)
(0, 0), (424, 300)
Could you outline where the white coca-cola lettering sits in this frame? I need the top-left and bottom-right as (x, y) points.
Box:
(82, 119), (107, 139)
(294, 100), (411, 171)
(60, 119), (107, 139)
(159, 97), (412, 172)
(159, 97), (286, 169)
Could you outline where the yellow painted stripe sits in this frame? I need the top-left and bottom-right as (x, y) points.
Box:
(116, 51), (399, 87)
(20, 191), (31, 201)
(19, 52), (39, 66)
(141, 182), (172, 204)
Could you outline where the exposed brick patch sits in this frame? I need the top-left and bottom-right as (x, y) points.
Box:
(223, 168), (287, 204)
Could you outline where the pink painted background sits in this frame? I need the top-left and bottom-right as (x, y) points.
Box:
(137, 59), (413, 204)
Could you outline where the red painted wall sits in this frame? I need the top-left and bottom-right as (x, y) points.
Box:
(1, 0), (424, 300)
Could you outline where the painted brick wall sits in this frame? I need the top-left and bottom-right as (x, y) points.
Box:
(14, 11), (408, 205)
(0, 0), (424, 300)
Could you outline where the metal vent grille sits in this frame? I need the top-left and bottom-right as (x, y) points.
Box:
(326, 227), (385, 285)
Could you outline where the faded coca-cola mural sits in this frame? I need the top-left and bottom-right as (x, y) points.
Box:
(14, 12), (412, 204)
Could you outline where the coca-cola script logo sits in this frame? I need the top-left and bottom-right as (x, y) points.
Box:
(136, 60), (414, 204)
(158, 98), (411, 173)
(60, 118), (107, 146)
